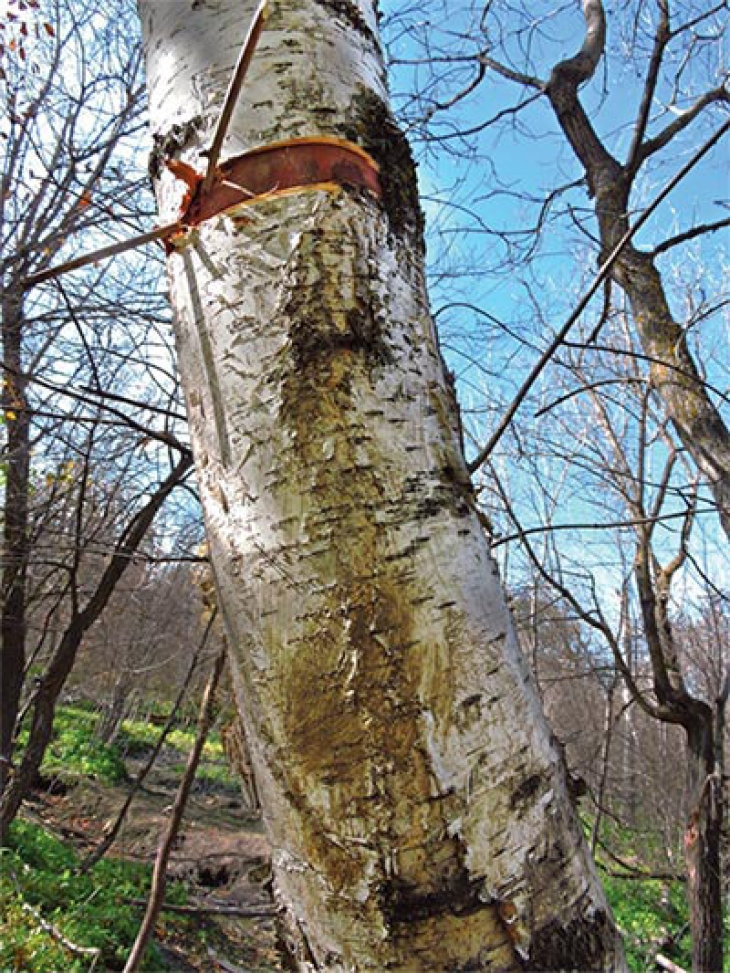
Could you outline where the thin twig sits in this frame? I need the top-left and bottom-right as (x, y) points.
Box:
(21, 222), (178, 290)
(650, 214), (730, 257)
(19, 901), (101, 960)
(467, 117), (730, 474)
(202, 0), (269, 192)
(122, 647), (227, 973)
(80, 609), (219, 872)
(490, 504), (717, 548)
(593, 837), (684, 883)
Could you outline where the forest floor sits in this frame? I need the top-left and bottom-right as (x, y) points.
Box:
(6, 702), (704, 971)
(19, 738), (283, 972)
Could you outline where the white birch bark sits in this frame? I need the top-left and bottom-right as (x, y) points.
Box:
(138, 1), (626, 968)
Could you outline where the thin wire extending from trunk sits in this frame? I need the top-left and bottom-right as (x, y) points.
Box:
(20, 222), (178, 290)
(201, 0), (269, 192)
(122, 646), (226, 973)
(20, 2), (268, 291)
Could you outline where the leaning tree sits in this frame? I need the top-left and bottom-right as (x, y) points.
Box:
(136, 0), (625, 968)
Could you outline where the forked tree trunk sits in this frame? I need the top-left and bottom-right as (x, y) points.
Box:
(138, 1), (625, 968)
(546, 0), (730, 541)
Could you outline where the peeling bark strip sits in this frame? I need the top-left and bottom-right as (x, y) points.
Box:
(23, 139), (381, 287)
(169, 137), (382, 230)
(139, 0), (625, 969)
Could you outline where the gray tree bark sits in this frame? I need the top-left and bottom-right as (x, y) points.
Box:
(138, 1), (626, 968)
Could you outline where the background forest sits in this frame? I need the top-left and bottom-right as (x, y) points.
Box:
(1, 0), (727, 969)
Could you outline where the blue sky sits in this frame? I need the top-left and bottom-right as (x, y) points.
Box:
(377, 1), (728, 610)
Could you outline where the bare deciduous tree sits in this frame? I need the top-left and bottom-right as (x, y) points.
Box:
(1, 0), (193, 835)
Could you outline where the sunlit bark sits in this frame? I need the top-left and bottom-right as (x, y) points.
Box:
(139, 1), (625, 967)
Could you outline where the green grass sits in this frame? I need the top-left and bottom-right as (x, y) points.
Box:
(602, 873), (691, 970)
(15, 704), (128, 786)
(117, 715), (225, 762)
(594, 813), (730, 971)
(2, 702), (245, 970)
(0, 819), (188, 972)
(19, 701), (227, 784)
(19, 703), (719, 970)
(45, 706), (128, 783)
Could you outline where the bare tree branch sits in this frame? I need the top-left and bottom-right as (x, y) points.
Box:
(650, 215), (730, 257)
(468, 118), (729, 474)
(634, 85), (729, 170)
(626, 0), (670, 175)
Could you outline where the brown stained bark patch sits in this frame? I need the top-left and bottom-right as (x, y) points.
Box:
(282, 593), (421, 782)
(277, 590), (435, 898)
(268, 231), (473, 912)
(526, 909), (612, 971)
(273, 323), (435, 896)
(345, 86), (425, 250)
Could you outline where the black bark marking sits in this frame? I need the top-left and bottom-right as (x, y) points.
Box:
(280, 214), (393, 377)
(314, 0), (380, 51)
(345, 86), (425, 249)
(510, 774), (542, 809)
(149, 116), (204, 181)
(378, 869), (488, 924)
(527, 910), (612, 971)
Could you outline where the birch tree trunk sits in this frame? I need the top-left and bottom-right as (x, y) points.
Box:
(138, 1), (625, 968)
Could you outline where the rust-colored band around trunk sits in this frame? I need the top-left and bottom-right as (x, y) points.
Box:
(175, 137), (381, 228)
